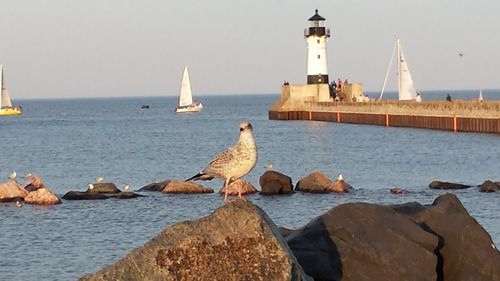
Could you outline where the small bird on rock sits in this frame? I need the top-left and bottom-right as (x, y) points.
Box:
(186, 122), (258, 203)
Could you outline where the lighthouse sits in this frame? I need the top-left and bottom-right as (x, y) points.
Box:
(305, 9), (330, 84)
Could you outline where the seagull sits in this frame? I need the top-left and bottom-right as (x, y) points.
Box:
(336, 174), (343, 181)
(123, 184), (129, 191)
(88, 183), (95, 191)
(25, 172), (33, 179)
(16, 201), (22, 207)
(265, 163), (273, 170)
(95, 176), (104, 183)
(8, 171), (17, 182)
(186, 122), (258, 203)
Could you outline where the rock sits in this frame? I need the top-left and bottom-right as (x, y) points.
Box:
(478, 180), (500, 192)
(390, 187), (410, 194)
(259, 171), (294, 195)
(88, 182), (120, 193)
(285, 194), (500, 281)
(429, 180), (471, 189)
(219, 179), (257, 195)
(109, 192), (145, 199)
(80, 200), (310, 281)
(62, 191), (109, 200)
(404, 194), (500, 281)
(24, 188), (62, 205)
(0, 181), (28, 202)
(279, 227), (296, 238)
(162, 180), (213, 194)
(139, 180), (171, 192)
(331, 179), (353, 193)
(295, 171), (348, 193)
(23, 176), (47, 192)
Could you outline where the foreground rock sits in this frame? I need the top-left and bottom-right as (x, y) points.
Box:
(139, 180), (171, 192)
(478, 180), (500, 192)
(259, 171), (294, 195)
(80, 200), (310, 281)
(219, 179), (257, 195)
(295, 172), (351, 193)
(429, 180), (471, 189)
(24, 188), (62, 205)
(285, 194), (500, 281)
(162, 180), (213, 194)
(0, 181), (28, 202)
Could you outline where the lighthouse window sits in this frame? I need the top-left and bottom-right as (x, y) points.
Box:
(317, 54), (321, 59)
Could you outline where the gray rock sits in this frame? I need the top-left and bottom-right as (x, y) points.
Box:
(88, 182), (121, 193)
(62, 191), (109, 200)
(285, 194), (500, 281)
(429, 181), (471, 189)
(109, 192), (145, 199)
(80, 200), (310, 281)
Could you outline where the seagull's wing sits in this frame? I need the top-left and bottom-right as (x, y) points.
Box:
(205, 147), (236, 172)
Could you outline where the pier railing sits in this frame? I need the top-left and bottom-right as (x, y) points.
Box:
(269, 98), (500, 133)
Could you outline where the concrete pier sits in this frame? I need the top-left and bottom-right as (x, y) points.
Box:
(269, 86), (500, 133)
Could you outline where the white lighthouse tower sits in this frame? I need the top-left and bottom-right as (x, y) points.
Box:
(305, 9), (330, 84)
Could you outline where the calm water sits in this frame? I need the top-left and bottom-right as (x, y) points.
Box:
(1, 91), (499, 280)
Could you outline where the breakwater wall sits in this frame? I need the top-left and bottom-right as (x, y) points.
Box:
(269, 98), (500, 133)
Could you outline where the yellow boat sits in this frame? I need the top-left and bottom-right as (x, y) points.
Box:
(0, 64), (22, 116)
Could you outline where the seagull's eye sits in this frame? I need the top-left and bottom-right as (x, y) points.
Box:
(240, 128), (244, 131)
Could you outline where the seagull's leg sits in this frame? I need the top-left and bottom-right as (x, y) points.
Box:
(238, 188), (246, 201)
(223, 179), (230, 204)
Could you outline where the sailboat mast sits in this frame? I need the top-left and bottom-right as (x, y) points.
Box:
(379, 41), (397, 100)
(0, 65), (3, 108)
(397, 39), (401, 100)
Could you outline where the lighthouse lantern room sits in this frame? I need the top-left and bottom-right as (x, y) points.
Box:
(305, 9), (330, 84)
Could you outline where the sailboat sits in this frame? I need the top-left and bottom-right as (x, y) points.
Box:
(379, 39), (418, 101)
(0, 64), (22, 116)
(478, 89), (484, 101)
(175, 66), (203, 113)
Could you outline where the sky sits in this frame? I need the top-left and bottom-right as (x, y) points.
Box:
(0, 0), (498, 99)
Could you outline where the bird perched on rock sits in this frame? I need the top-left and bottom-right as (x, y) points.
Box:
(16, 200), (22, 207)
(186, 122), (258, 203)
(95, 176), (104, 183)
(123, 184), (129, 191)
(88, 183), (95, 191)
(8, 171), (17, 182)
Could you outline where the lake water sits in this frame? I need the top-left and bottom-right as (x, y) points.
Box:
(1, 91), (499, 280)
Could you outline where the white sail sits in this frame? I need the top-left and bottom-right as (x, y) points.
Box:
(178, 67), (193, 107)
(397, 40), (417, 100)
(1, 64), (13, 108)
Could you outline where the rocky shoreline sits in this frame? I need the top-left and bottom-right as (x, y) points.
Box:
(79, 193), (500, 281)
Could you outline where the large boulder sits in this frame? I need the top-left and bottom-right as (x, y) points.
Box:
(0, 181), (28, 202)
(259, 171), (294, 195)
(62, 191), (109, 200)
(88, 182), (121, 193)
(219, 179), (258, 195)
(429, 181), (471, 189)
(24, 176), (47, 192)
(162, 180), (213, 194)
(402, 194), (500, 281)
(80, 200), (310, 281)
(24, 188), (62, 205)
(478, 180), (500, 192)
(139, 180), (171, 192)
(295, 172), (350, 193)
(285, 194), (500, 281)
